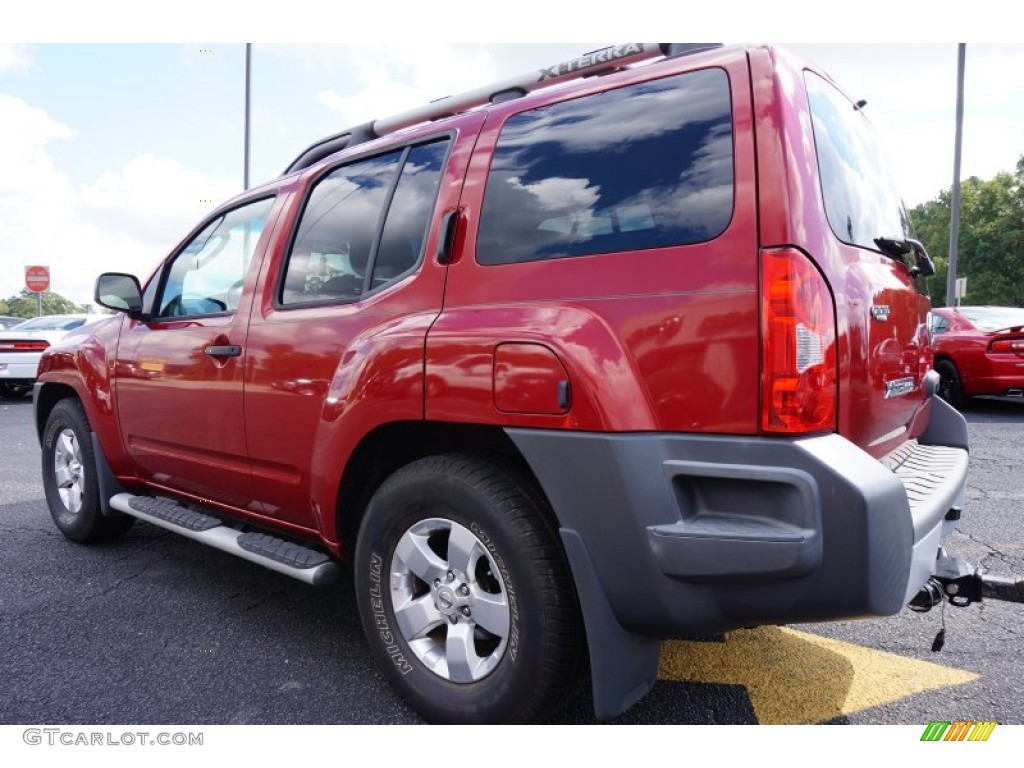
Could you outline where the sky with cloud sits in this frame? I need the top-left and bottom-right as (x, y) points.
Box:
(2, 5), (1022, 307)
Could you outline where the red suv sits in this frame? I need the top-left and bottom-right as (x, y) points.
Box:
(35, 43), (972, 723)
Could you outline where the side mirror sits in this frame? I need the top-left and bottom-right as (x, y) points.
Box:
(95, 273), (144, 317)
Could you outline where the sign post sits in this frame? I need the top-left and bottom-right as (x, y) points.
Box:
(955, 276), (967, 306)
(25, 265), (50, 317)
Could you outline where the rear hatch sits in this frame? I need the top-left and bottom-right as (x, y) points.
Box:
(801, 68), (933, 457)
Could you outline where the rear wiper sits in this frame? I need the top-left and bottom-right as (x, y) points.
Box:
(874, 236), (936, 277)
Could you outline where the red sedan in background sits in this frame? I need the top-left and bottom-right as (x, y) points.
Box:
(929, 306), (1024, 407)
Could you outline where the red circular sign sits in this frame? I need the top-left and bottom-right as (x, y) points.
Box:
(25, 265), (50, 293)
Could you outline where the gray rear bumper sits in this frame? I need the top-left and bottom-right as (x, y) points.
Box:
(507, 397), (968, 640)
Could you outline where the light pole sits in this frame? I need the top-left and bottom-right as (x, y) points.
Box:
(244, 43), (252, 191)
(945, 44), (966, 308)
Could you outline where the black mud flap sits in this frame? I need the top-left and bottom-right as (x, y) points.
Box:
(560, 529), (661, 720)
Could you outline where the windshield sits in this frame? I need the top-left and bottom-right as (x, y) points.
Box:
(805, 71), (912, 252)
(12, 316), (87, 331)
(959, 306), (1024, 331)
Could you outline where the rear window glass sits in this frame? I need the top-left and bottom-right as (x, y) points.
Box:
(958, 306), (1024, 331)
(805, 71), (912, 251)
(11, 316), (87, 331)
(477, 68), (734, 265)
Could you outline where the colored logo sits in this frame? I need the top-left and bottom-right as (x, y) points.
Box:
(921, 720), (997, 741)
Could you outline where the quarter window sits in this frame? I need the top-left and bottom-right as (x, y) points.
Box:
(477, 68), (734, 265)
(929, 313), (950, 335)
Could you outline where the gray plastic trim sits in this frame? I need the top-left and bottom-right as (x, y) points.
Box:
(649, 461), (821, 579)
(919, 391), (969, 451)
(507, 427), (966, 641)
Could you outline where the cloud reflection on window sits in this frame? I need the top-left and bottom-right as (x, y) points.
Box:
(478, 68), (734, 265)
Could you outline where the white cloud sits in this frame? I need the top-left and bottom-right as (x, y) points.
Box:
(0, 44), (32, 74)
(81, 154), (239, 245)
(312, 44), (498, 128)
(0, 95), (239, 307)
(0, 94), (74, 203)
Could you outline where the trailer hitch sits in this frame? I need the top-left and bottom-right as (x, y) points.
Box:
(910, 552), (1024, 611)
(909, 551), (1024, 651)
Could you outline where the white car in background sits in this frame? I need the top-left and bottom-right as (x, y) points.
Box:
(0, 316), (28, 330)
(0, 314), (105, 398)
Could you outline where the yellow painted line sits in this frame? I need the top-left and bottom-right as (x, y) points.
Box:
(658, 626), (979, 724)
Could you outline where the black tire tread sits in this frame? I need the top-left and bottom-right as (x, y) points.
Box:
(42, 398), (134, 544)
(356, 452), (587, 723)
(936, 359), (967, 410)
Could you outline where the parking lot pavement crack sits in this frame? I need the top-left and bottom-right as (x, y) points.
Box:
(244, 595), (273, 612)
(966, 484), (990, 499)
(974, 604), (1023, 638)
(86, 558), (164, 600)
(961, 531), (1011, 568)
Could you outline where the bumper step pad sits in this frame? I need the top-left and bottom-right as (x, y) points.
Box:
(882, 440), (969, 542)
(109, 493), (339, 586)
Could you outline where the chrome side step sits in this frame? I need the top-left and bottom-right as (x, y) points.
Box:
(109, 493), (340, 586)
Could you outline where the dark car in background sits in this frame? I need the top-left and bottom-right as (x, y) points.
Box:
(930, 306), (1024, 407)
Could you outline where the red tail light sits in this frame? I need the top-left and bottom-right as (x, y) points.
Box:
(990, 338), (1024, 353)
(0, 340), (50, 352)
(761, 248), (837, 434)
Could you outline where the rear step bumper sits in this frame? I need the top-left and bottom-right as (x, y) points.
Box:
(109, 493), (340, 586)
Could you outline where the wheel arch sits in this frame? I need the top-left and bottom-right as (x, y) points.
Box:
(336, 420), (668, 720)
(334, 421), (557, 557)
(34, 382), (80, 445)
(934, 356), (969, 402)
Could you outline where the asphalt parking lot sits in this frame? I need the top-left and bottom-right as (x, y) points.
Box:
(1, 395), (1022, 725)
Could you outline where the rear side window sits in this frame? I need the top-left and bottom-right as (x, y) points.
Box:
(928, 312), (951, 335)
(281, 140), (449, 305)
(477, 68), (734, 265)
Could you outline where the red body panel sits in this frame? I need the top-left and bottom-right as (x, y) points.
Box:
(429, 51), (760, 435)
(241, 114), (485, 541)
(36, 315), (132, 472)
(749, 46), (932, 457)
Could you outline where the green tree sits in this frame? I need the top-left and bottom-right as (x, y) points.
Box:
(0, 290), (87, 318)
(910, 155), (1024, 308)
